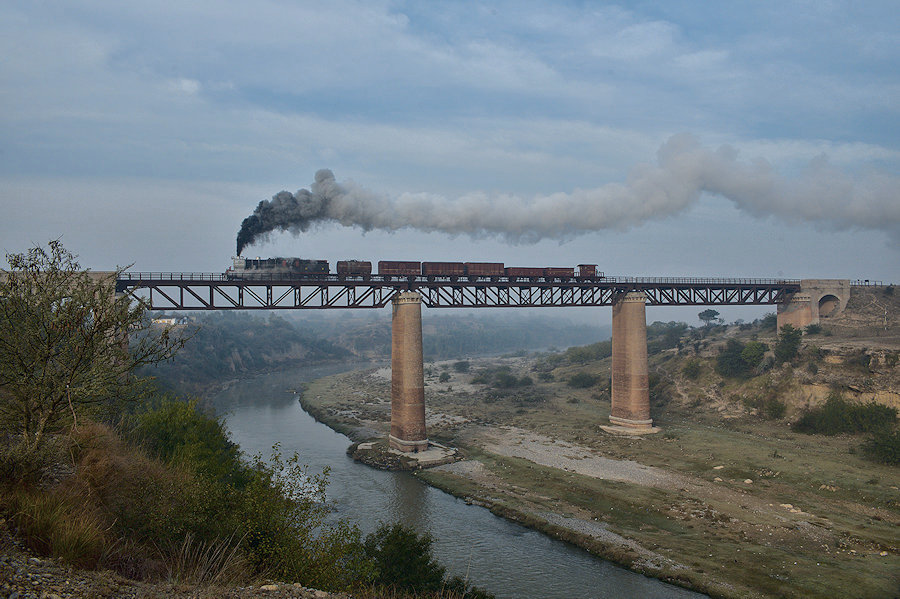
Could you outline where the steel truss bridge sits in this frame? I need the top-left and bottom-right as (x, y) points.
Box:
(116, 273), (801, 310)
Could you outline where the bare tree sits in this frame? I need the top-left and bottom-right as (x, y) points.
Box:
(0, 240), (186, 452)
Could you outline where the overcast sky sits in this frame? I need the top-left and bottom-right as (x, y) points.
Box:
(1, 1), (898, 323)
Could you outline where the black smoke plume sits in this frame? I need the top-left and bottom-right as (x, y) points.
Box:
(235, 134), (900, 254)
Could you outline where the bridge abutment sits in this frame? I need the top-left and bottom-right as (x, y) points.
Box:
(389, 291), (429, 452)
(777, 279), (850, 330)
(608, 292), (655, 432)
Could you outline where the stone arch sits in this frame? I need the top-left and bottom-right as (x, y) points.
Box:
(818, 294), (841, 318)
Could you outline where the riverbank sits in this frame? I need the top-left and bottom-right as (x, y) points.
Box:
(299, 360), (899, 599)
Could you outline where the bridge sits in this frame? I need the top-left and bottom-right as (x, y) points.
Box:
(115, 272), (848, 450)
(116, 273), (799, 309)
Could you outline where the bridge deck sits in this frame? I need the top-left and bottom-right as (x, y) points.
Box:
(117, 273), (801, 310)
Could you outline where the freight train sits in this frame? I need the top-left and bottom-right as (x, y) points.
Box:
(228, 257), (603, 281)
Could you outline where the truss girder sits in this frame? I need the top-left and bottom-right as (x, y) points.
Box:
(118, 276), (799, 310)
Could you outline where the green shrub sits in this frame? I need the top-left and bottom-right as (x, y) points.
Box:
(774, 325), (802, 364)
(563, 340), (612, 364)
(438, 372), (451, 383)
(804, 324), (822, 335)
(682, 359), (702, 380)
(364, 523), (445, 592)
(452, 361), (470, 373)
(716, 339), (764, 378)
(362, 523), (494, 598)
(567, 372), (599, 388)
(493, 372), (519, 388)
(764, 397), (787, 420)
(793, 392), (897, 435)
(861, 428), (900, 465)
(130, 398), (249, 487)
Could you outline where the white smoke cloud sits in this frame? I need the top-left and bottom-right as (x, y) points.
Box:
(236, 133), (900, 253)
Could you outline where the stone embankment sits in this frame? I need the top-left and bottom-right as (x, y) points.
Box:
(0, 525), (344, 599)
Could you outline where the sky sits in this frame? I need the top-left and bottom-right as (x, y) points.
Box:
(1, 1), (898, 324)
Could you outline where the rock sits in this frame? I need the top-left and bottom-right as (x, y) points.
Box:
(743, 479), (753, 484)
(780, 503), (794, 509)
(314, 591), (330, 598)
(260, 583), (279, 591)
(714, 477), (723, 482)
(713, 465), (724, 470)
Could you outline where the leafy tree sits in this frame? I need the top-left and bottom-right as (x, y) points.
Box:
(452, 360), (470, 373)
(698, 309), (720, 326)
(759, 313), (777, 331)
(774, 324), (802, 364)
(0, 241), (185, 453)
(740, 341), (768, 370)
(716, 339), (748, 377)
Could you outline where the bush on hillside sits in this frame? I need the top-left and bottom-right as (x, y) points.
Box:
(716, 340), (768, 378)
(861, 428), (900, 465)
(681, 359), (702, 380)
(792, 392), (897, 436)
(774, 325), (802, 364)
(567, 372), (599, 388)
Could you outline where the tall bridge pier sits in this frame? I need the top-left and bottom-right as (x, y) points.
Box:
(609, 292), (654, 432)
(389, 291), (429, 452)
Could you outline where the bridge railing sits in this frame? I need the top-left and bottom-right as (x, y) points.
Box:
(118, 272), (801, 286)
(119, 272), (228, 281)
(603, 276), (799, 285)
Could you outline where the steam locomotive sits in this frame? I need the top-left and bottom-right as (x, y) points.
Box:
(228, 257), (603, 281)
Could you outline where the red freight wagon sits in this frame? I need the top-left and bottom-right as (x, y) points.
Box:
(336, 260), (372, 276)
(544, 267), (575, 279)
(422, 262), (466, 277)
(577, 264), (598, 278)
(465, 262), (505, 277)
(378, 261), (421, 276)
(505, 266), (544, 278)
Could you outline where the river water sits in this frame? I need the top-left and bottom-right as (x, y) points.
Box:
(210, 366), (704, 599)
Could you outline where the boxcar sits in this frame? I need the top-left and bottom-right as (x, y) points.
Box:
(422, 262), (466, 277)
(336, 260), (372, 277)
(465, 262), (505, 277)
(544, 267), (575, 279)
(505, 266), (544, 278)
(378, 261), (421, 277)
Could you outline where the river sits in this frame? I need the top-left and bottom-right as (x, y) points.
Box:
(210, 366), (705, 599)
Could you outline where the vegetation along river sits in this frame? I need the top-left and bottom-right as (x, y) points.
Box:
(210, 367), (705, 599)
